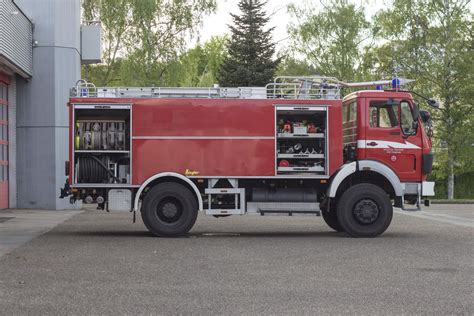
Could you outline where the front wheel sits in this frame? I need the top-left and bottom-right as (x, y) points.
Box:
(337, 184), (393, 238)
(141, 182), (198, 237)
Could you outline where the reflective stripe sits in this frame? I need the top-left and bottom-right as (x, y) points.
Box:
(133, 136), (274, 140)
(357, 140), (420, 149)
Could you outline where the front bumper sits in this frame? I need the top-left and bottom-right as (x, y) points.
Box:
(402, 181), (435, 197)
(422, 181), (435, 196)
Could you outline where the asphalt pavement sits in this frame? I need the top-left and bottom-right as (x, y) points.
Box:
(0, 204), (472, 315)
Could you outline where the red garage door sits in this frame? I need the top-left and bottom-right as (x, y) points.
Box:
(0, 73), (9, 209)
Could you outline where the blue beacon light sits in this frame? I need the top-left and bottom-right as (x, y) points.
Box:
(391, 77), (401, 90)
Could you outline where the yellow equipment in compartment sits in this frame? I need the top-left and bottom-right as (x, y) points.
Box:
(75, 120), (127, 151)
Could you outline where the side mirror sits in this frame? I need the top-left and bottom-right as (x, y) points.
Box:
(428, 98), (439, 108)
(411, 102), (420, 121)
(420, 110), (431, 123)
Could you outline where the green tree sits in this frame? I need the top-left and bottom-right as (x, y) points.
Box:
(372, 0), (473, 199)
(165, 36), (228, 87)
(276, 54), (317, 77)
(81, 0), (216, 86)
(218, 0), (280, 87)
(288, 0), (371, 82)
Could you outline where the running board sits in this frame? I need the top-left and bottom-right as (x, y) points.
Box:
(247, 202), (321, 216)
(259, 210), (321, 216)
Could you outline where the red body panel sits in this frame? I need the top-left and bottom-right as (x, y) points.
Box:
(132, 99), (274, 137)
(70, 98), (343, 185)
(133, 139), (276, 180)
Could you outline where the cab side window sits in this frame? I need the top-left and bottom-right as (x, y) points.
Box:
(349, 101), (357, 122)
(369, 101), (399, 128)
(342, 102), (349, 123)
(343, 101), (357, 123)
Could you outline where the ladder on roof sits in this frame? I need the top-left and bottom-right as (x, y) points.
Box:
(71, 77), (414, 100)
(71, 80), (268, 99)
(266, 76), (342, 100)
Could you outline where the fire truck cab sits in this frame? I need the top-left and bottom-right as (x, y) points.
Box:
(61, 76), (436, 237)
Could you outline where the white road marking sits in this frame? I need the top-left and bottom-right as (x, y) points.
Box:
(395, 210), (474, 228)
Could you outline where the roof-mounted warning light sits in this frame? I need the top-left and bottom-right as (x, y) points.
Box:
(392, 77), (401, 90)
(342, 77), (414, 89)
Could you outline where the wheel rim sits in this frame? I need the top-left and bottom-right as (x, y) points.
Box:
(353, 198), (379, 225)
(155, 197), (183, 225)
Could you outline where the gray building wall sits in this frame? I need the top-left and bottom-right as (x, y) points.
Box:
(15, 0), (81, 209)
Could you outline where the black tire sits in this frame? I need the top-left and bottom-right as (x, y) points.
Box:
(141, 182), (198, 237)
(321, 200), (344, 232)
(337, 183), (393, 238)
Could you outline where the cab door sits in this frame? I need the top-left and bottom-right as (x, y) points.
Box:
(362, 98), (422, 182)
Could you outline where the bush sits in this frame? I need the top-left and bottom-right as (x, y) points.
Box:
(428, 172), (474, 199)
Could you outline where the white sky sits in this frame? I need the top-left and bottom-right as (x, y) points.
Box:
(195, 0), (388, 51)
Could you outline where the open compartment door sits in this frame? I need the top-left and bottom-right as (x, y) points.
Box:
(275, 105), (328, 176)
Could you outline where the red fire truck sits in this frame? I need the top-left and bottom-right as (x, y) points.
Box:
(60, 76), (437, 237)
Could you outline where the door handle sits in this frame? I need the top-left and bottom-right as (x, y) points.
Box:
(367, 141), (378, 147)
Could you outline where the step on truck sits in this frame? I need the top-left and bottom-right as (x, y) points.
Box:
(60, 76), (437, 237)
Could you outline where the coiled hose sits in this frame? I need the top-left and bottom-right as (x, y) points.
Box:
(77, 155), (120, 183)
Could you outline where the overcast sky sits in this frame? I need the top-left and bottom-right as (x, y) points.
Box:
(198, 0), (298, 49)
(196, 0), (388, 51)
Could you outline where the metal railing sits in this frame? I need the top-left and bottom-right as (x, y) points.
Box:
(71, 76), (413, 100)
(71, 81), (268, 99)
(265, 76), (342, 100)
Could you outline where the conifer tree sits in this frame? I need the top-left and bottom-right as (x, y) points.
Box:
(218, 0), (280, 87)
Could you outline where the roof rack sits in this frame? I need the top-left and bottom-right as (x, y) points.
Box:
(266, 76), (342, 100)
(70, 77), (414, 100)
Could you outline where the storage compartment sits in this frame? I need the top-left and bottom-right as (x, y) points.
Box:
(252, 188), (317, 202)
(108, 189), (132, 212)
(276, 106), (327, 175)
(72, 105), (131, 184)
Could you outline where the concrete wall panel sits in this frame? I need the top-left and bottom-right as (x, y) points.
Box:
(16, 47), (55, 127)
(15, 0), (81, 209)
(16, 127), (56, 209)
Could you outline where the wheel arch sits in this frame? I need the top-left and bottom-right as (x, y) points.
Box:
(133, 172), (203, 212)
(328, 160), (403, 198)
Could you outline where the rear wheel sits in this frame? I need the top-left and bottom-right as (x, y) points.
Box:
(337, 184), (393, 238)
(141, 182), (198, 237)
(321, 200), (344, 232)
